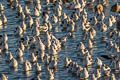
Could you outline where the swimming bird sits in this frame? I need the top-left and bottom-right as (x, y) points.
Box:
(36, 2), (41, 11)
(17, 4), (23, 15)
(73, 13), (79, 21)
(44, 54), (50, 65)
(19, 42), (25, 51)
(37, 74), (41, 80)
(24, 6), (31, 16)
(109, 17), (113, 27)
(110, 73), (116, 80)
(71, 62), (78, 74)
(45, 31), (51, 49)
(7, 0), (14, 3)
(20, 12), (25, 21)
(91, 74), (97, 80)
(81, 0), (86, 8)
(102, 64), (111, 77)
(95, 69), (101, 79)
(35, 63), (42, 73)
(47, 22), (52, 31)
(101, 22), (107, 32)
(38, 37), (45, 52)
(111, 2), (120, 12)
(95, 4), (103, 14)
(110, 15), (116, 24)
(31, 53), (37, 62)
(83, 52), (92, 66)
(0, 3), (4, 12)
(1, 14), (7, 24)
(34, 8), (40, 17)
(44, 12), (49, 23)
(48, 69), (54, 80)
(24, 60), (32, 71)
(9, 58), (18, 68)
(21, 21), (26, 33)
(1, 74), (8, 80)
(88, 39), (93, 49)
(28, 16), (33, 28)
(7, 52), (13, 62)
(63, 12), (67, 20)
(72, 0), (81, 9)
(77, 42), (85, 51)
(76, 66), (83, 77)
(3, 33), (8, 43)
(16, 25), (23, 37)
(52, 14), (58, 24)
(16, 48), (23, 58)
(80, 67), (89, 79)
(0, 18), (2, 26)
(3, 42), (8, 53)
(34, 18), (40, 28)
(11, 0), (18, 9)
(51, 46), (57, 56)
(56, 4), (62, 15)
(24, 0), (33, 5)
(49, 56), (57, 69)
(68, 20), (75, 32)
(95, 57), (103, 69)
(34, 27), (40, 36)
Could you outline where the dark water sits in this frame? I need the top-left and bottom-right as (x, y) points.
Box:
(0, 0), (120, 80)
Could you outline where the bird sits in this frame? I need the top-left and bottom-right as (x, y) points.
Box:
(72, 0), (81, 9)
(88, 39), (93, 49)
(95, 69), (101, 79)
(83, 56), (92, 67)
(111, 2), (120, 12)
(91, 73), (97, 80)
(7, 52), (13, 62)
(0, 3), (4, 11)
(28, 16), (33, 28)
(95, 57), (103, 69)
(44, 54), (50, 65)
(52, 14), (58, 24)
(1, 74), (8, 80)
(76, 66), (83, 77)
(24, 60), (32, 71)
(7, 0), (14, 3)
(3, 33), (8, 43)
(109, 17), (113, 27)
(35, 63), (42, 73)
(0, 18), (2, 26)
(110, 73), (116, 80)
(80, 68), (89, 79)
(24, 6), (31, 16)
(16, 48), (23, 58)
(3, 42), (8, 53)
(21, 21), (26, 33)
(17, 4), (23, 15)
(31, 53), (37, 62)
(9, 58), (18, 68)
(34, 8), (40, 17)
(16, 25), (23, 37)
(102, 64), (111, 77)
(1, 14), (7, 24)
(36, 2), (41, 11)
(95, 4), (103, 14)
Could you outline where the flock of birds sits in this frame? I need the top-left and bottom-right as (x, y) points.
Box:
(0, 0), (120, 80)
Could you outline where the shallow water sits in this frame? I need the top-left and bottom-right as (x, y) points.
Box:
(0, 0), (120, 80)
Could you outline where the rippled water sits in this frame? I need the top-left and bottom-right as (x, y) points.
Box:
(0, 0), (120, 80)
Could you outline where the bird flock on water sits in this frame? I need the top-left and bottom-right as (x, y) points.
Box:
(0, 0), (120, 80)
